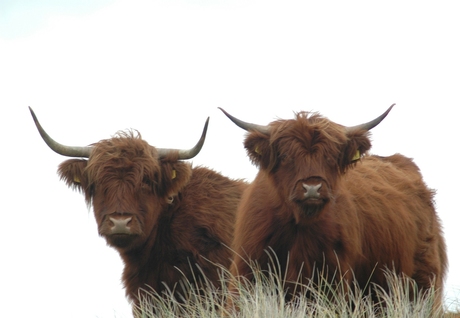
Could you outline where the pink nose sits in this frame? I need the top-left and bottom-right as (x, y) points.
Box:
(109, 217), (132, 234)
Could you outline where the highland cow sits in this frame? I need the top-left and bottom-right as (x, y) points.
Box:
(29, 107), (247, 307)
(220, 105), (446, 309)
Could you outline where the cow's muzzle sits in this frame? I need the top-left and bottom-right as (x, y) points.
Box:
(290, 177), (330, 220)
(100, 213), (139, 237)
(302, 183), (322, 200)
(109, 217), (132, 234)
(100, 213), (142, 249)
(292, 177), (329, 206)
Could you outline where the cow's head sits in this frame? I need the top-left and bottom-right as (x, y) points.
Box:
(30, 107), (209, 251)
(219, 105), (393, 223)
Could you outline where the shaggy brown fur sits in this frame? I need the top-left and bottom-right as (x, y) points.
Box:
(228, 111), (447, 308)
(57, 131), (247, 306)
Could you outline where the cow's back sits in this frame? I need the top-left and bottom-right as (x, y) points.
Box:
(166, 166), (247, 286)
(342, 154), (446, 296)
(175, 166), (247, 259)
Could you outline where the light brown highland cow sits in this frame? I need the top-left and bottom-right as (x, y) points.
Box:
(220, 105), (446, 310)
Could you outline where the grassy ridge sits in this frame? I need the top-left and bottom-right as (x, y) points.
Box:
(133, 258), (459, 318)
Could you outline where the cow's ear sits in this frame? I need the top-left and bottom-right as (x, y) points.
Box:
(58, 159), (88, 192)
(341, 131), (372, 171)
(158, 161), (192, 199)
(244, 131), (273, 170)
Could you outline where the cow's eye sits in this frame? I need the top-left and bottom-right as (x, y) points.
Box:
(142, 177), (153, 189)
(143, 175), (159, 191)
(279, 153), (291, 164)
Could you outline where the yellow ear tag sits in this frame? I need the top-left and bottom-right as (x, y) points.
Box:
(73, 176), (81, 183)
(352, 150), (361, 161)
(171, 169), (177, 179)
(255, 146), (261, 155)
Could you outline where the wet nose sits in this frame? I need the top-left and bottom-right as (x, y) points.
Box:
(302, 183), (322, 199)
(109, 217), (132, 234)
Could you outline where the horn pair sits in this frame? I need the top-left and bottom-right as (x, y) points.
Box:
(218, 104), (395, 134)
(29, 107), (209, 160)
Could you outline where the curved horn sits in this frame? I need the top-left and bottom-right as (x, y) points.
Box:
(157, 117), (210, 160)
(346, 103), (395, 132)
(29, 107), (92, 158)
(218, 107), (270, 135)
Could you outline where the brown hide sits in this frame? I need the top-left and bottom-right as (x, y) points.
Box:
(57, 131), (248, 304)
(228, 111), (446, 307)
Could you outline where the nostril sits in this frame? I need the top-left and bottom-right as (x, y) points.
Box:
(302, 183), (322, 198)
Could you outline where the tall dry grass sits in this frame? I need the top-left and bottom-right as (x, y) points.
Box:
(133, 256), (458, 318)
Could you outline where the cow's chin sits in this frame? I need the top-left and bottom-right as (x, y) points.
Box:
(105, 234), (141, 250)
(299, 199), (326, 218)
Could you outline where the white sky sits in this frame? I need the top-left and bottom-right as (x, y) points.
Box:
(1, 1), (459, 317)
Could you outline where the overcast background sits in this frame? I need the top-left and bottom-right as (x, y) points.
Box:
(1, 1), (459, 317)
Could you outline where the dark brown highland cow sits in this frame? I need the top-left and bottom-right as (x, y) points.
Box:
(29, 107), (247, 308)
(220, 105), (446, 309)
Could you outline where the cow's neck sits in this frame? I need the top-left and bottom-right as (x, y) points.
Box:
(120, 202), (180, 301)
(266, 203), (342, 280)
